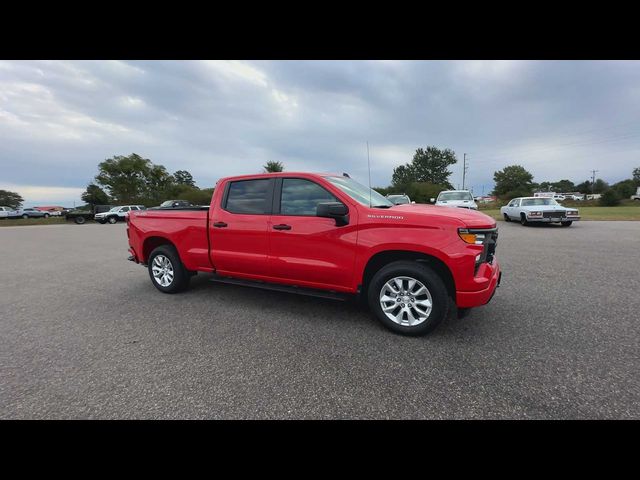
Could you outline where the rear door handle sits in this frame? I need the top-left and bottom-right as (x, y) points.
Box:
(272, 224), (291, 230)
(213, 221), (228, 228)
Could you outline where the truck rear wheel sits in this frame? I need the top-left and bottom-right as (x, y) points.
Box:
(368, 261), (449, 336)
(148, 245), (190, 293)
(74, 216), (86, 224)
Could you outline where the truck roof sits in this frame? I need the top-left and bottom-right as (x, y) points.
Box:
(216, 171), (342, 183)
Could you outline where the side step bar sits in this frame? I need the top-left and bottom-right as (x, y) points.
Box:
(209, 275), (350, 302)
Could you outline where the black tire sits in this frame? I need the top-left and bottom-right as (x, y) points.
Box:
(107, 216), (118, 224)
(147, 245), (190, 294)
(367, 260), (449, 336)
(74, 216), (86, 224)
(561, 221), (573, 227)
(43, 213), (50, 218)
(520, 214), (528, 226)
(503, 213), (511, 222)
(22, 214), (29, 219)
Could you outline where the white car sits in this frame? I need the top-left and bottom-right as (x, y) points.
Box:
(432, 190), (478, 210)
(500, 197), (580, 227)
(0, 206), (19, 219)
(94, 205), (146, 224)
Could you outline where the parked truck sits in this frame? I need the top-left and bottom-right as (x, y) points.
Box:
(65, 204), (112, 224)
(126, 172), (502, 336)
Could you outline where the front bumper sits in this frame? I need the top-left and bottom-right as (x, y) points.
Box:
(527, 216), (581, 222)
(456, 260), (501, 308)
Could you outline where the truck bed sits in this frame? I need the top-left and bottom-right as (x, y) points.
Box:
(128, 208), (212, 271)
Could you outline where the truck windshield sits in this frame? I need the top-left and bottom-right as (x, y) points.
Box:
(438, 192), (473, 201)
(325, 176), (393, 208)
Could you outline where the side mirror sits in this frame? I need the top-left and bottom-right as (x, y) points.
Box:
(317, 202), (349, 226)
(430, 198), (436, 203)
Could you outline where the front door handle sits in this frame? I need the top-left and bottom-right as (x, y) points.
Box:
(213, 221), (228, 228)
(272, 224), (291, 230)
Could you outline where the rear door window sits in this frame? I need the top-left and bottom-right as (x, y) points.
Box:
(225, 179), (272, 214)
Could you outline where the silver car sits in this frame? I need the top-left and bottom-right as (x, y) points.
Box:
(500, 197), (580, 226)
(17, 208), (51, 219)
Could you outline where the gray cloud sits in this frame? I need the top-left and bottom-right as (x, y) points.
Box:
(1, 60), (639, 205)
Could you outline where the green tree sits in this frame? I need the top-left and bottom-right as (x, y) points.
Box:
(81, 183), (110, 206)
(553, 179), (576, 192)
(392, 147), (457, 187)
(263, 161), (284, 173)
(632, 167), (640, 185)
(94, 153), (178, 205)
(599, 189), (620, 206)
(575, 180), (592, 194)
(612, 179), (637, 199)
(0, 189), (24, 209)
(391, 164), (416, 187)
(145, 164), (175, 206)
(592, 179), (609, 194)
(174, 170), (195, 187)
(95, 153), (154, 204)
(492, 165), (534, 197)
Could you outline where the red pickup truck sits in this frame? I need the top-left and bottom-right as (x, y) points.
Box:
(127, 172), (501, 335)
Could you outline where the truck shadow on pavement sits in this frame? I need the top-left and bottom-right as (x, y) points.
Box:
(184, 273), (489, 338)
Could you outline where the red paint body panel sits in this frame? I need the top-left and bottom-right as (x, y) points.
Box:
(127, 172), (501, 309)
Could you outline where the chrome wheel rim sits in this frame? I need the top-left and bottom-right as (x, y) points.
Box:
(379, 276), (433, 327)
(151, 255), (174, 287)
(109, 217), (117, 224)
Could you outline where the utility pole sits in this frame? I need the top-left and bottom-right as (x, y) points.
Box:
(591, 170), (598, 193)
(462, 153), (468, 190)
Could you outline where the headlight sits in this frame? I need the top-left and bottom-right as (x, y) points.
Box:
(528, 211), (543, 217)
(458, 229), (486, 245)
(567, 210), (579, 216)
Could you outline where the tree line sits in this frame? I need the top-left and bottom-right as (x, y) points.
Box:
(492, 164), (640, 205)
(1, 149), (638, 210)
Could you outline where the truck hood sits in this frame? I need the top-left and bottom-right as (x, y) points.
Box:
(393, 204), (496, 228)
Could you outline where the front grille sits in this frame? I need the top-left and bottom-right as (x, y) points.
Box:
(542, 210), (566, 218)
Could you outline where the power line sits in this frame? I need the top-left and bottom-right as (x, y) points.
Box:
(467, 118), (640, 160)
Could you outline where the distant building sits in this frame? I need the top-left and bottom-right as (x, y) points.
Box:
(34, 206), (65, 212)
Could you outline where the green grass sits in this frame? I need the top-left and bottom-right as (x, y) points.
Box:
(481, 204), (640, 221)
(0, 217), (68, 227)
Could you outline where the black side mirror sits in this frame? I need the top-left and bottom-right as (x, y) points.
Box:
(317, 202), (349, 226)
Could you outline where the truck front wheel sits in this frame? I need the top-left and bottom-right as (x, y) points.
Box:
(148, 245), (190, 293)
(368, 261), (449, 336)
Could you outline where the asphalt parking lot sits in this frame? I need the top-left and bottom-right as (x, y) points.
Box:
(1, 221), (639, 419)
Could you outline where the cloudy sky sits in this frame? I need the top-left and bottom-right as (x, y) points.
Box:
(1, 60), (639, 206)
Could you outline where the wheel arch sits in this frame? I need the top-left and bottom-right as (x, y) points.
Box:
(142, 236), (177, 264)
(361, 250), (456, 302)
